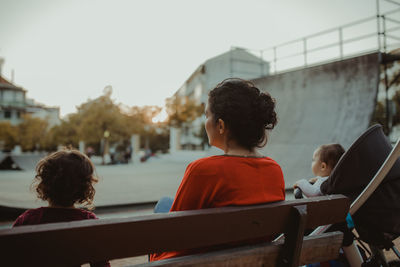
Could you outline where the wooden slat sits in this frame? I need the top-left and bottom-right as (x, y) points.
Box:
(139, 232), (344, 267)
(0, 195), (349, 266)
(279, 205), (307, 267)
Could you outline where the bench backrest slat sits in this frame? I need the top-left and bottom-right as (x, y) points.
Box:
(141, 232), (344, 267)
(0, 195), (349, 266)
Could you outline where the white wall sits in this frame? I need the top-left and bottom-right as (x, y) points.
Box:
(28, 107), (61, 128)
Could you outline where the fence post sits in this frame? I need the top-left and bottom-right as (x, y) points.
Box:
(303, 38), (307, 67)
(376, 0), (381, 51)
(273, 46), (277, 74)
(260, 50), (264, 76)
(339, 28), (343, 59)
(382, 15), (387, 53)
(229, 46), (234, 77)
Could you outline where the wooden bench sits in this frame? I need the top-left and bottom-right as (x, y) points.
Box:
(0, 195), (349, 267)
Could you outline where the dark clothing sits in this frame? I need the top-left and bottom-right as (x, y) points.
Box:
(13, 207), (97, 226)
(13, 207), (110, 267)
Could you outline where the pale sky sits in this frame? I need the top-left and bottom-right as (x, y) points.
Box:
(0, 0), (394, 117)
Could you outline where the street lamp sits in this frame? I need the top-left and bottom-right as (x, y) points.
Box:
(102, 130), (110, 165)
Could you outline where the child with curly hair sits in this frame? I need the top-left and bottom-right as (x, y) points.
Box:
(13, 148), (110, 266)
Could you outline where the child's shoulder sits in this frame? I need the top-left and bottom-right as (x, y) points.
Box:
(76, 208), (98, 219)
(13, 207), (45, 227)
(12, 207), (97, 227)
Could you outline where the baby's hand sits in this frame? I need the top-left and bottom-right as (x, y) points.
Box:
(308, 177), (318, 184)
(293, 182), (299, 189)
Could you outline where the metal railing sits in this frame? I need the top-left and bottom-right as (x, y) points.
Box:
(230, 0), (400, 75)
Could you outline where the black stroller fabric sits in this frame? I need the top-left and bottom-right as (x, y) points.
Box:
(320, 124), (400, 247)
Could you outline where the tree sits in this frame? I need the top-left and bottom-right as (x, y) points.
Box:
(126, 105), (162, 135)
(17, 115), (49, 151)
(166, 96), (204, 127)
(48, 88), (156, 154)
(392, 90), (400, 126)
(0, 121), (18, 151)
(146, 124), (170, 153)
(76, 94), (124, 143)
(44, 118), (80, 150)
(61, 88), (140, 149)
(373, 51), (400, 133)
(371, 100), (388, 134)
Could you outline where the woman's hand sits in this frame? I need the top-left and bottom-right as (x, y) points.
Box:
(308, 177), (318, 184)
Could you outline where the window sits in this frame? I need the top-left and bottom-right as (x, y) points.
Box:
(4, 110), (11, 118)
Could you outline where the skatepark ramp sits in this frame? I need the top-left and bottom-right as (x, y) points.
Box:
(253, 52), (380, 186)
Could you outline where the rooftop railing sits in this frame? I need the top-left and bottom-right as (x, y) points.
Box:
(231, 0), (400, 76)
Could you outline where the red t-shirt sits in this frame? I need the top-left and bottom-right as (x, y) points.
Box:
(13, 207), (110, 267)
(150, 155), (285, 261)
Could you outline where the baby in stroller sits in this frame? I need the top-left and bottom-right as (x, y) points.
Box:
(295, 125), (400, 266)
(293, 143), (345, 197)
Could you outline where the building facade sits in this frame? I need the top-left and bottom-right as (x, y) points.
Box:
(0, 75), (60, 127)
(0, 76), (27, 125)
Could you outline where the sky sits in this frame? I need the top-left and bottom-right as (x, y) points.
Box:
(0, 0), (396, 117)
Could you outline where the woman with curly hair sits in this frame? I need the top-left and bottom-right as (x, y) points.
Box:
(13, 149), (110, 266)
(151, 78), (285, 261)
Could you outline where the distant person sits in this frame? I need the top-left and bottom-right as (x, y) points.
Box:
(124, 146), (132, 163)
(13, 149), (110, 267)
(109, 146), (116, 164)
(293, 144), (345, 197)
(86, 146), (95, 158)
(150, 78), (285, 261)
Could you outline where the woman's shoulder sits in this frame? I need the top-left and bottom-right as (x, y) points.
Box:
(188, 155), (281, 170)
(189, 155), (223, 165)
(263, 157), (279, 165)
(187, 155), (232, 170)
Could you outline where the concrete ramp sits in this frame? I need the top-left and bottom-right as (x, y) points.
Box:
(10, 154), (45, 170)
(253, 52), (380, 187)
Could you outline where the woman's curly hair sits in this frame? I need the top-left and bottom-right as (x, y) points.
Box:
(208, 78), (278, 151)
(33, 149), (98, 207)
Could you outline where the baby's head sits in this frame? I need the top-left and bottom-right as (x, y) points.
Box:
(33, 149), (98, 208)
(312, 144), (345, 177)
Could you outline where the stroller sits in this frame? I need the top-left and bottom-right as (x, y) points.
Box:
(295, 124), (400, 266)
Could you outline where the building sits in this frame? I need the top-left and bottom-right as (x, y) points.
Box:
(170, 48), (270, 151)
(0, 75), (27, 125)
(0, 59), (60, 127)
(25, 98), (61, 128)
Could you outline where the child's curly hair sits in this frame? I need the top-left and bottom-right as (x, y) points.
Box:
(33, 149), (98, 207)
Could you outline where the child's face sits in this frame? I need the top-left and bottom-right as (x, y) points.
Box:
(311, 148), (331, 177)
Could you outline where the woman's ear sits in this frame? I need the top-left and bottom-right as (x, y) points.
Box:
(218, 119), (225, 134)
